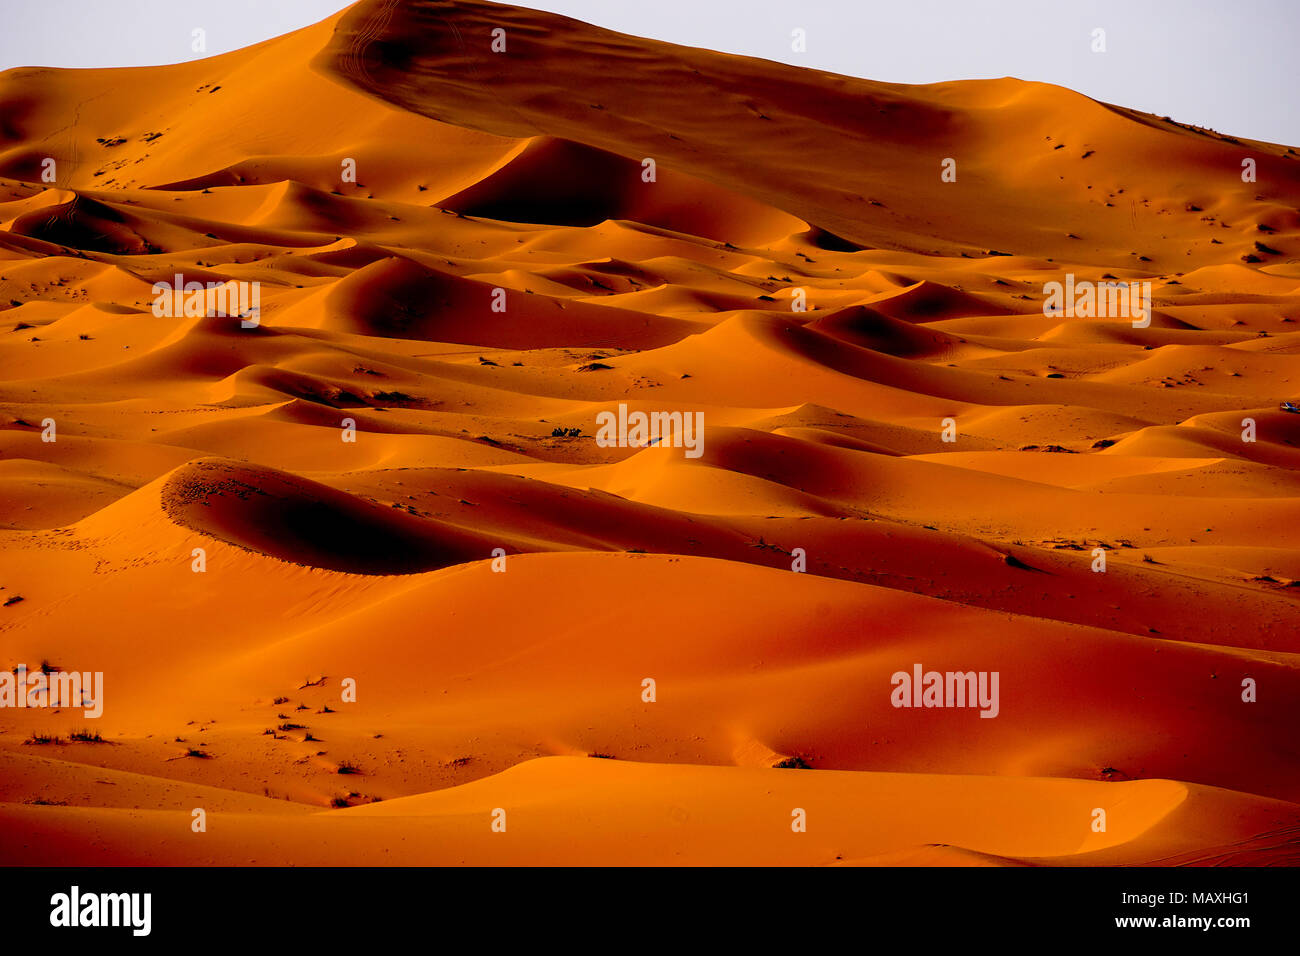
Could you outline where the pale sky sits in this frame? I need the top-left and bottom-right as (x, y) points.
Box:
(2, 0), (1295, 146)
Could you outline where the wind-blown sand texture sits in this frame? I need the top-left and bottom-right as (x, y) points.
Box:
(1, 0), (1299, 865)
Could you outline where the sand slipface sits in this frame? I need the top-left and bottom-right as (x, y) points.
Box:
(0, 0), (1298, 869)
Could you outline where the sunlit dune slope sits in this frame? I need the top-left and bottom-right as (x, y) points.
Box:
(1, 0), (1298, 866)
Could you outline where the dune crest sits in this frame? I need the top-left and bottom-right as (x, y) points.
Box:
(0, 0), (1298, 866)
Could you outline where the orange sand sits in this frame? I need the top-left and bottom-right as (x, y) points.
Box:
(1, 0), (1298, 865)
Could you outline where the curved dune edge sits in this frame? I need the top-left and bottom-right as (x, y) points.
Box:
(156, 456), (522, 575)
(1, 0), (1299, 868)
(1, 550), (1297, 816)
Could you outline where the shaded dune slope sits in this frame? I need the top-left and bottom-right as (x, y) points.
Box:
(0, 0), (1298, 866)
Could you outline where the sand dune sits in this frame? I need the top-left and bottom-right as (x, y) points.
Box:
(5, 756), (1298, 866)
(1, 0), (1298, 866)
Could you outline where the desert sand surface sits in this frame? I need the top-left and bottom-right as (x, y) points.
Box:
(1, 0), (1299, 866)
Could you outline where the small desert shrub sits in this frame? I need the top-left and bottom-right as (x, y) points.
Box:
(22, 733), (64, 746)
(773, 755), (812, 769)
